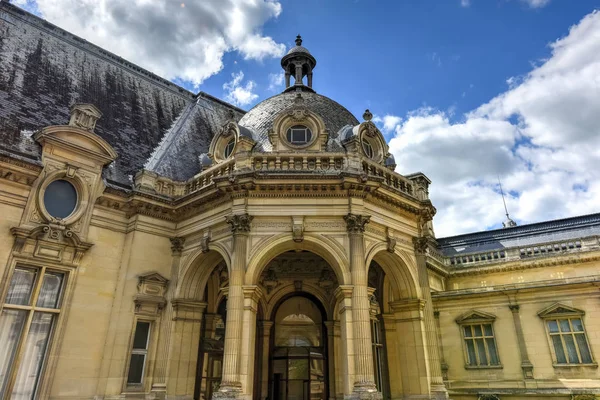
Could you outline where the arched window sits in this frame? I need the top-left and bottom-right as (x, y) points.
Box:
(286, 125), (312, 145)
(224, 138), (235, 158)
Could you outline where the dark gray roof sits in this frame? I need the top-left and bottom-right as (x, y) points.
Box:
(287, 45), (311, 55)
(144, 93), (244, 181)
(0, 2), (241, 187)
(437, 213), (600, 256)
(238, 91), (359, 152)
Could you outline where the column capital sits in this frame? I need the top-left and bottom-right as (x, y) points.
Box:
(259, 320), (274, 330)
(225, 213), (253, 234)
(243, 284), (264, 304)
(171, 299), (207, 321)
(344, 213), (370, 234)
(412, 236), (430, 255)
(509, 304), (520, 312)
(169, 236), (185, 255)
(334, 285), (354, 301)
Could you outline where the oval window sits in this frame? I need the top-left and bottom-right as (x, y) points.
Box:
(43, 180), (77, 219)
(286, 125), (312, 145)
(224, 138), (235, 158)
(362, 138), (374, 159)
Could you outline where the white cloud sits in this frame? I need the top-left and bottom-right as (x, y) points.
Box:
(382, 115), (402, 133)
(460, 0), (471, 7)
(223, 71), (259, 106)
(521, 0), (551, 8)
(387, 10), (600, 237)
(268, 72), (285, 91)
(29, 0), (285, 87)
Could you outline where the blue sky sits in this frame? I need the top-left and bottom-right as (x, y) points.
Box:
(9, 0), (600, 236)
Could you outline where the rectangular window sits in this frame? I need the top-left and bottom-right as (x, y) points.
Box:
(127, 321), (151, 385)
(547, 318), (593, 364)
(0, 266), (65, 399)
(462, 323), (500, 367)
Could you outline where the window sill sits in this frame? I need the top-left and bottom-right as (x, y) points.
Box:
(464, 364), (503, 370)
(553, 363), (598, 368)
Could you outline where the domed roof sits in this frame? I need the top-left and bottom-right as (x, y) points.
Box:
(238, 91), (359, 151)
(287, 45), (311, 56)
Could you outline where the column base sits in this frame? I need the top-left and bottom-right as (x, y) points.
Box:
(345, 382), (383, 400)
(212, 382), (242, 400)
(430, 384), (449, 400)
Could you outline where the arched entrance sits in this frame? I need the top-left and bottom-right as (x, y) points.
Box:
(270, 294), (327, 400)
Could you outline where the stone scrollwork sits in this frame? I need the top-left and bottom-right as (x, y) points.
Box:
(344, 213), (371, 234)
(478, 395), (500, 400)
(170, 236), (185, 255)
(225, 213), (253, 233)
(412, 236), (430, 255)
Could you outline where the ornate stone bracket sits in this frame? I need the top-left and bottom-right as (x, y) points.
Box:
(344, 213), (370, 233)
(169, 236), (185, 256)
(225, 213), (253, 233)
(292, 216), (304, 242)
(201, 230), (211, 253)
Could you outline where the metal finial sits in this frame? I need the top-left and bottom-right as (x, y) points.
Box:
(498, 176), (517, 228)
(363, 109), (373, 121)
(295, 35), (302, 46)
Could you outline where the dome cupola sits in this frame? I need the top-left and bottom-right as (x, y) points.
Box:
(281, 35), (317, 93)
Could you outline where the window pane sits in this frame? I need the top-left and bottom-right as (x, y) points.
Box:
(0, 309), (28, 398)
(133, 322), (150, 350)
(473, 325), (483, 337)
(483, 324), (493, 336)
(562, 335), (579, 363)
(571, 318), (584, 332)
(44, 180), (78, 219)
(475, 339), (488, 365)
(36, 272), (64, 309)
(463, 326), (472, 338)
(552, 335), (567, 363)
(575, 334), (593, 363)
(6, 268), (37, 306)
(547, 320), (559, 333)
(273, 359), (287, 379)
(127, 354), (146, 384)
(11, 312), (54, 400)
(288, 359), (308, 379)
(559, 319), (571, 333)
(465, 340), (477, 365)
(486, 338), (499, 365)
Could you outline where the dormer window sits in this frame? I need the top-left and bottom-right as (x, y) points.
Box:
(362, 138), (374, 159)
(224, 138), (235, 159)
(286, 125), (312, 145)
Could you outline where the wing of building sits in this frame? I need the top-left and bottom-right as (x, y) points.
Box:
(0, 3), (598, 400)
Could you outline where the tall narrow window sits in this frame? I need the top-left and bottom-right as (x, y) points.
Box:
(224, 139), (235, 159)
(0, 266), (65, 399)
(371, 318), (385, 392)
(455, 310), (501, 369)
(127, 321), (151, 386)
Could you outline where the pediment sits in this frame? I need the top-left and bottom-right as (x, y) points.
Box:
(138, 272), (169, 285)
(456, 310), (496, 324)
(538, 303), (584, 318)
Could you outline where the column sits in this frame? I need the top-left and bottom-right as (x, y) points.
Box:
(433, 311), (449, 380)
(295, 64), (303, 85)
(412, 237), (448, 399)
(259, 321), (273, 400)
(285, 72), (291, 88)
(214, 214), (253, 399)
(152, 237), (185, 393)
(334, 285), (355, 396)
(509, 305), (534, 379)
(344, 214), (382, 400)
(324, 321), (337, 400)
(240, 285), (263, 397)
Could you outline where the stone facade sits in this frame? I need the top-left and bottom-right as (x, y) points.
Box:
(0, 4), (599, 400)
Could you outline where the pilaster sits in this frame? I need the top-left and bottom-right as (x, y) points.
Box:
(509, 304), (534, 379)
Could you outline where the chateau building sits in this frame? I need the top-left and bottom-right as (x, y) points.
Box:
(0, 3), (599, 400)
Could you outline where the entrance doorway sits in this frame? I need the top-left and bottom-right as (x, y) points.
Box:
(271, 295), (327, 400)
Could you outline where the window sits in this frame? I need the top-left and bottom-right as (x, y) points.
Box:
(224, 138), (235, 159)
(127, 321), (151, 386)
(371, 318), (385, 393)
(286, 125), (312, 145)
(538, 303), (595, 366)
(362, 138), (374, 159)
(455, 311), (501, 368)
(43, 180), (77, 219)
(546, 318), (593, 365)
(0, 266), (65, 399)
(462, 323), (500, 367)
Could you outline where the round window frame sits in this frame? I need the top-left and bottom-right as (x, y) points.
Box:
(36, 170), (88, 225)
(285, 125), (314, 147)
(223, 138), (236, 159)
(281, 122), (318, 150)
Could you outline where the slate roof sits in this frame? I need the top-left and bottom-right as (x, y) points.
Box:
(238, 91), (359, 152)
(0, 2), (241, 187)
(436, 212), (600, 256)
